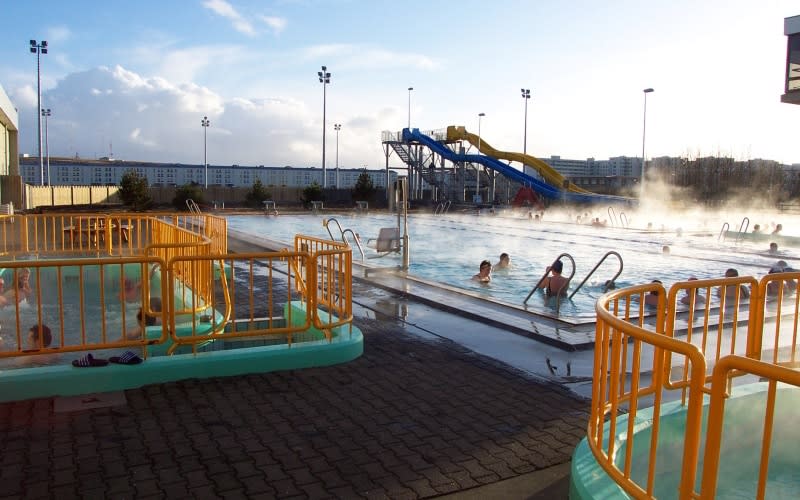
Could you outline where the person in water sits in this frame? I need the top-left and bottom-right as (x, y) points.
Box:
(717, 268), (750, 301)
(472, 260), (492, 283)
(541, 260), (568, 297)
(495, 253), (511, 270)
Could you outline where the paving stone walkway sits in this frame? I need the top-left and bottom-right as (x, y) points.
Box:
(0, 314), (589, 499)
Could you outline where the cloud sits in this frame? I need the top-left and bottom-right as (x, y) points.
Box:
(203, 0), (257, 37)
(259, 15), (287, 35)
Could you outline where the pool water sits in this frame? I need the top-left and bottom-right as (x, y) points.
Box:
(226, 213), (797, 320)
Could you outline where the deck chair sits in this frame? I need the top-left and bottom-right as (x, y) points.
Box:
(366, 227), (401, 258)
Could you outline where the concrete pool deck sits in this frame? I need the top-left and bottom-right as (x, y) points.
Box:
(0, 225), (591, 499)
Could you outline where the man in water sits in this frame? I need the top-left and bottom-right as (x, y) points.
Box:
(472, 260), (492, 283)
(495, 253), (511, 270)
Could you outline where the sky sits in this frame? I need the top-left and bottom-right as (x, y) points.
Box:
(1, 0), (798, 170)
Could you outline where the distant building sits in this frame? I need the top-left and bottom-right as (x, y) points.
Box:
(524, 155), (643, 179)
(782, 15), (800, 105)
(18, 157), (395, 189)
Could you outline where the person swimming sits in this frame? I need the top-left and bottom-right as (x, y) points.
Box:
(495, 253), (511, 270)
(472, 260), (492, 283)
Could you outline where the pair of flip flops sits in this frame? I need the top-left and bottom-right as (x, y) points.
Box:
(72, 351), (143, 367)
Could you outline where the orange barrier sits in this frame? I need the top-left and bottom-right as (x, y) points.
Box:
(589, 275), (800, 499)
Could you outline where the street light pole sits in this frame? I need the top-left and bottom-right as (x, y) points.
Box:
(407, 87), (413, 130)
(30, 39), (48, 186)
(318, 65), (332, 189)
(334, 124), (341, 189)
(201, 116), (210, 188)
(521, 89), (530, 156)
(477, 112), (485, 203)
(641, 88), (654, 198)
(42, 108), (51, 185)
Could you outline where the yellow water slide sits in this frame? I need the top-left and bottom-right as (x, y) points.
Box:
(446, 126), (591, 194)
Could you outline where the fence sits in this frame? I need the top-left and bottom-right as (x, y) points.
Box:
(588, 274), (800, 498)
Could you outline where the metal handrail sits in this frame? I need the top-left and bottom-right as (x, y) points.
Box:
(619, 212), (628, 228)
(323, 218), (364, 260)
(735, 216), (750, 242)
(323, 217), (345, 241)
(718, 222), (730, 241)
(186, 199), (201, 214)
(608, 206), (618, 227)
(568, 251), (623, 300)
(523, 253), (576, 304)
(341, 228), (365, 261)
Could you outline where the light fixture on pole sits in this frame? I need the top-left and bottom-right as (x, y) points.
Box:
(334, 123), (342, 189)
(641, 88), (654, 198)
(477, 112), (485, 203)
(201, 116), (210, 188)
(30, 39), (48, 186)
(521, 88), (530, 156)
(42, 108), (51, 185)
(407, 87), (413, 130)
(318, 65), (332, 188)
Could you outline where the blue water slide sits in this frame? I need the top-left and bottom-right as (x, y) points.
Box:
(403, 128), (635, 206)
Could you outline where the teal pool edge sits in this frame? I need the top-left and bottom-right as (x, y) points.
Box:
(568, 383), (792, 499)
(0, 302), (363, 403)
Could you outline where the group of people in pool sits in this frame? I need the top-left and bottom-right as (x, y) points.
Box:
(471, 254), (570, 298)
(644, 260), (798, 309)
(0, 267), (161, 358)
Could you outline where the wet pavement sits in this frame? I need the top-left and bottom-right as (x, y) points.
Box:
(0, 232), (593, 499)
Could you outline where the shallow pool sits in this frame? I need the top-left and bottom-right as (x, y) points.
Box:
(226, 212), (799, 321)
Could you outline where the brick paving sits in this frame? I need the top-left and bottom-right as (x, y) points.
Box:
(0, 314), (589, 499)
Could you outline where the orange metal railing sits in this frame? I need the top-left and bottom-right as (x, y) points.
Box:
(293, 235), (353, 332)
(590, 275), (800, 499)
(0, 212), (351, 364)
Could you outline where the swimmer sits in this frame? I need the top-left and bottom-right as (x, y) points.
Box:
(0, 268), (32, 307)
(717, 268), (750, 300)
(644, 279), (662, 306)
(772, 224), (782, 235)
(752, 224), (761, 234)
(472, 260), (492, 283)
(769, 242), (778, 254)
(662, 245), (671, 255)
(680, 276), (706, 309)
(541, 260), (568, 297)
(495, 253), (511, 270)
(125, 297), (163, 340)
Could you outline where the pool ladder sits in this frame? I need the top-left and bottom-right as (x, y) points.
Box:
(434, 200), (451, 215)
(568, 251), (623, 299)
(718, 216), (749, 243)
(607, 206), (628, 228)
(323, 217), (365, 261)
(523, 251), (624, 311)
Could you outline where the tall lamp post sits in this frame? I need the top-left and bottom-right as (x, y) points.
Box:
(476, 112), (485, 203)
(334, 123), (342, 189)
(201, 116), (210, 188)
(42, 108), (51, 185)
(641, 88), (654, 197)
(318, 65), (332, 188)
(407, 87), (413, 130)
(520, 88), (530, 156)
(30, 39), (48, 186)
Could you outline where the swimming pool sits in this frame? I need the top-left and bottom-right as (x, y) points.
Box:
(226, 212), (797, 321)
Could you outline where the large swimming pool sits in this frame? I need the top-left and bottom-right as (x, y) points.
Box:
(226, 212), (798, 321)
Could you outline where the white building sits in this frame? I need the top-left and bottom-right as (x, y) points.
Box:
(19, 157), (394, 189)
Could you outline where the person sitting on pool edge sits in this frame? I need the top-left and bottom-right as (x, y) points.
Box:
(495, 253), (511, 270)
(541, 260), (568, 298)
(472, 260), (492, 283)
